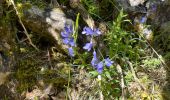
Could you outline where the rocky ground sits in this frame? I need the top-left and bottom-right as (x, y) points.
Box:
(0, 0), (170, 99)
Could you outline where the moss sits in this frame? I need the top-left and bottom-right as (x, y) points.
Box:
(16, 0), (47, 9)
(14, 55), (40, 93)
(41, 70), (68, 86)
(13, 46), (69, 93)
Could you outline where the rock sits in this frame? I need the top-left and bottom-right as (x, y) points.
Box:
(160, 21), (170, 32)
(25, 84), (57, 100)
(149, 2), (170, 26)
(128, 0), (146, 6)
(25, 89), (43, 100)
(22, 6), (74, 53)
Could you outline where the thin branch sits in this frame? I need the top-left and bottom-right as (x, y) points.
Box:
(137, 23), (168, 70)
(116, 63), (126, 100)
(98, 75), (104, 100)
(9, 0), (39, 51)
(145, 40), (169, 70)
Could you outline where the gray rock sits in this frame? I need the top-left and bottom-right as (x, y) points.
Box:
(22, 6), (74, 53)
(128, 0), (146, 6)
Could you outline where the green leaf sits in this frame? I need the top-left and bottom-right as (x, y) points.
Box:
(89, 71), (98, 77)
(105, 71), (112, 80)
(73, 13), (80, 43)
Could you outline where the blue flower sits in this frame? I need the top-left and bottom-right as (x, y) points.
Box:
(83, 40), (93, 51)
(96, 61), (104, 73)
(61, 24), (76, 47)
(61, 24), (73, 38)
(94, 28), (101, 35)
(68, 47), (74, 57)
(140, 16), (147, 23)
(82, 26), (101, 36)
(62, 38), (75, 46)
(64, 24), (73, 34)
(61, 24), (76, 57)
(104, 58), (113, 67)
(91, 51), (104, 73)
(82, 27), (93, 35)
(62, 38), (70, 45)
(69, 38), (76, 47)
(151, 4), (157, 11)
(91, 50), (98, 67)
(61, 31), (70, 38)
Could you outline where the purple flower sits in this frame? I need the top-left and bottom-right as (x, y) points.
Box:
(140, 16), (147, 23)
(94, 28), (101, 35)
(61, 24), (76, 47)
(68, 47), (74, 57)
(83, 40), (93, 51)
(61, 31), (70, 38)
(69, 38), (76, 47)
(91, 50), (98, 67)
(82, 26), (101, 36)
(61, 24), (73, 38)
(96, 61), (104, 73)
(64, 24), (73, 34)
(82, 27), (93, 35)
(90, 50), (104, 73)
(104, 58), (113, 67)
(62, 38), (75, 46)
(151, 4), (157, 11)
(62, 38), (70, 45)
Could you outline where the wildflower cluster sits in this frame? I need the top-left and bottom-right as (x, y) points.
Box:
(91, 50), (113, 73)
(61, 25), (114, 74)
(61, 24), (75, 57)
(82, 26), (113, 74)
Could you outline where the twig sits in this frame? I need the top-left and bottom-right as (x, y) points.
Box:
(137, 23), (168, 70)
(66, 64), (71, 100)
(116, 63), (126, 100)
(9, 0), (39, 51)
(98, 75), (104, 100)
(145, 40), (169, 70)
(99, 91), (104, 100)
(47, 49), (52, 68)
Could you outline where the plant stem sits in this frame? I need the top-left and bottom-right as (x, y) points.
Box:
(66, 64), (71, 100)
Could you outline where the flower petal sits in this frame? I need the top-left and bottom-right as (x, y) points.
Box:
(83, 42), (93, 51)
(104, 58), (113, 67)
(91, 50), (98, 67)
(61, 31), (69, 38)
(97, 61), (103, 69)
(94, 28), (101, 36)
(151, 4), (157, 11)
(97, 61), (104, 73)
(97, 68), (103, 74)
(91, 58), (97, 67)
(64, 24), (73, 34)
(93, 50), (97, 58)
(68, 47), (74, 57)
(62, 38), (70, 45)
(140, 16), (147, 23)
(82, 27), (94, 35)
(82, 26), (102, 36)
(69, 38), (76, 47)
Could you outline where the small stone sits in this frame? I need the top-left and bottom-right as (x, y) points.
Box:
(128, 0), (146, 6)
